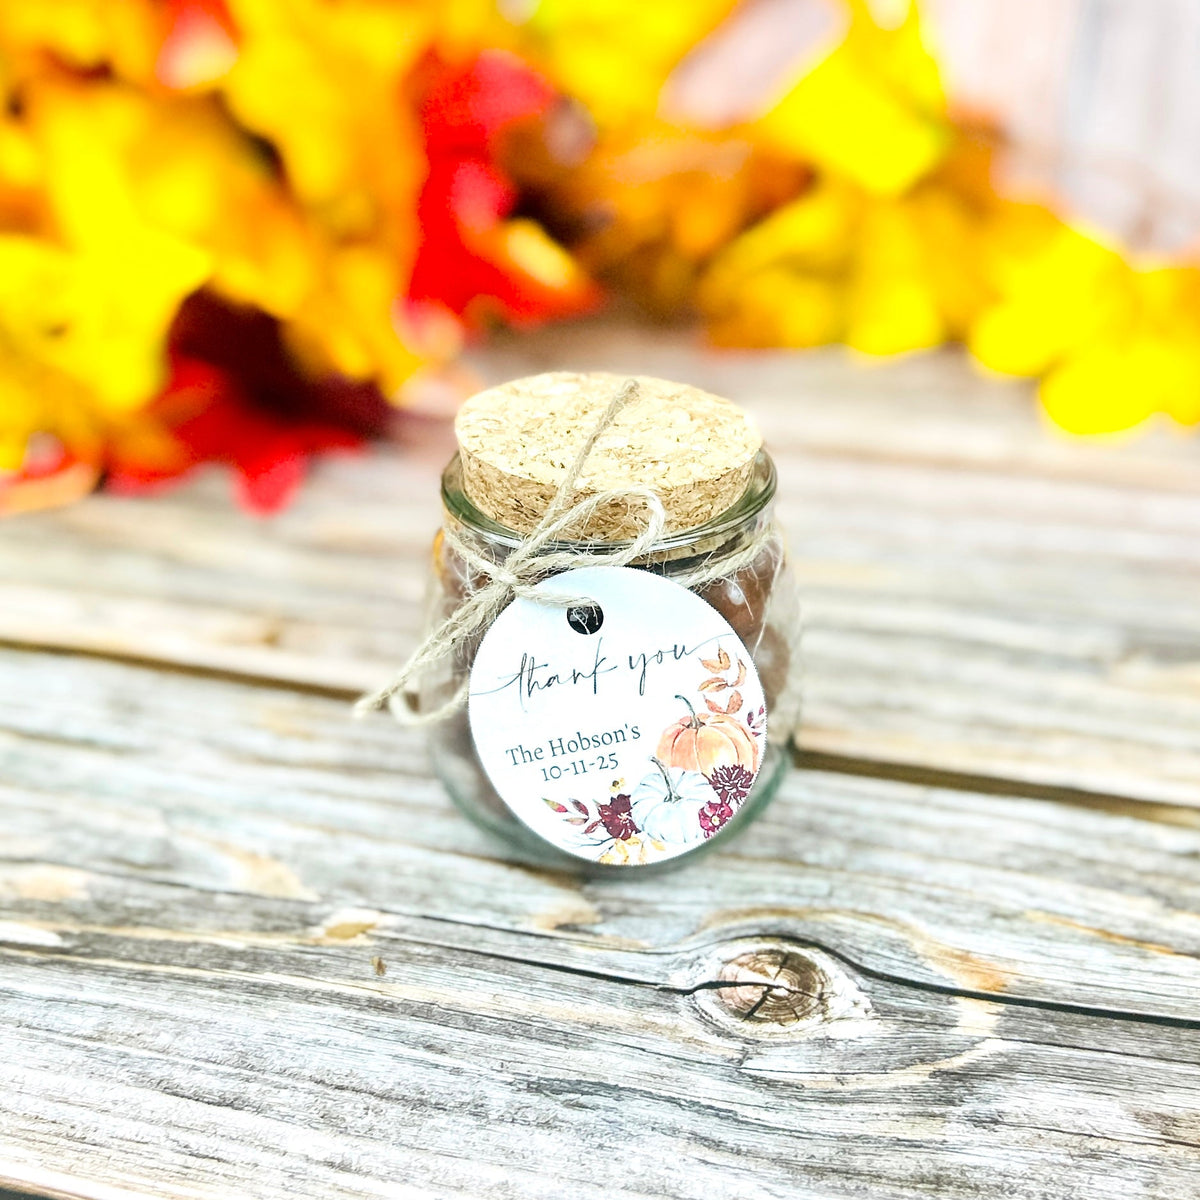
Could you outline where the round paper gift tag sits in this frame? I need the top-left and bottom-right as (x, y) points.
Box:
(468, 566), (767, 866)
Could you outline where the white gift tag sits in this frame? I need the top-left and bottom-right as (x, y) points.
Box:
(468, 566), (767, 865)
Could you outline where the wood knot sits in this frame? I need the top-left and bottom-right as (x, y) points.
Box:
(712, 948), (821, 1025)
(684, 938), (872, 1038)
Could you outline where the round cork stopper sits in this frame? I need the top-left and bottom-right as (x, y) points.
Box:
(454, 371), (762, 541)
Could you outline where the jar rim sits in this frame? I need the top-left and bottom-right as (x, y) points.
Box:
(440, 448), (777, 552)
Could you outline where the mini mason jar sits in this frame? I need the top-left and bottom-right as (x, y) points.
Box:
(390, 371), (802, 873)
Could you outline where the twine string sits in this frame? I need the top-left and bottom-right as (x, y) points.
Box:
(355, 377), (775, 725)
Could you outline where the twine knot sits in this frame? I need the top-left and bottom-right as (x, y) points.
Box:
(355, 376), (778, 726)
(356, 378), (665, 722)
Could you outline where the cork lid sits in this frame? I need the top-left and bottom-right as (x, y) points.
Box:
(454, 371), (762, 540)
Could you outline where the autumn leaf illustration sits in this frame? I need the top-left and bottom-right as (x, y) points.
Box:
(700, 647), (731, 673)
(545, 797), (592, 825)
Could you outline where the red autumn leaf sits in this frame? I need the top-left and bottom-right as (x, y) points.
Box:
(408, 51), (600, 327)
(420, 49), (556, 158)
(104, 295), (382, 515)
(106, 353), (363, 515)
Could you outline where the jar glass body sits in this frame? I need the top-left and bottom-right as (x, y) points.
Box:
(416, 451), (801, 871)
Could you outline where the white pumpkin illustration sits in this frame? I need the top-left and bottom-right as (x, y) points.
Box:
(629, 757), (713, 846)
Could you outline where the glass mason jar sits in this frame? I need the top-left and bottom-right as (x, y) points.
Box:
(415, 448), (801, 871)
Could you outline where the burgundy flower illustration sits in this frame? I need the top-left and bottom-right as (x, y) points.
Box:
(596, 793), (638, 840)
(707, 764), (754, 807)
(699, 798), (734, 839)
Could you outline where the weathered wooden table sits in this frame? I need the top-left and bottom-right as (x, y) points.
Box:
(2, 322), (1199, 1200)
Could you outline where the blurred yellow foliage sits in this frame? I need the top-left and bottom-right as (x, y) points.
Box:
(522, 0), (738, 128)
(524, 0), (1200, 437)
(1, 0), (1198, 511)
(755, 1), (947, 196)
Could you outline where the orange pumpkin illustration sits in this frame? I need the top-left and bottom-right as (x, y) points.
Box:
(656, 695), (759, 776)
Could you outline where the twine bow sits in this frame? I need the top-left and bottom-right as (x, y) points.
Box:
(356, 377), (778, 725)
(356, 378), (667, 723)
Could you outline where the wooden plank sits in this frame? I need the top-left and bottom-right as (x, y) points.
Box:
(3, 646), (1199, 1017)
(2, 323), (1199, 805)
(3, 927), (1200, 1200)
(1, 648), (1199, 1199)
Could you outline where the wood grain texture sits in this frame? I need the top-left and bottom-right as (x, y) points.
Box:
(2, 322), (1198, 804)
(1, 649), (1199, 1198)
(4, 648), (1199, 1020)
(2, 325), (1200, 1198)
